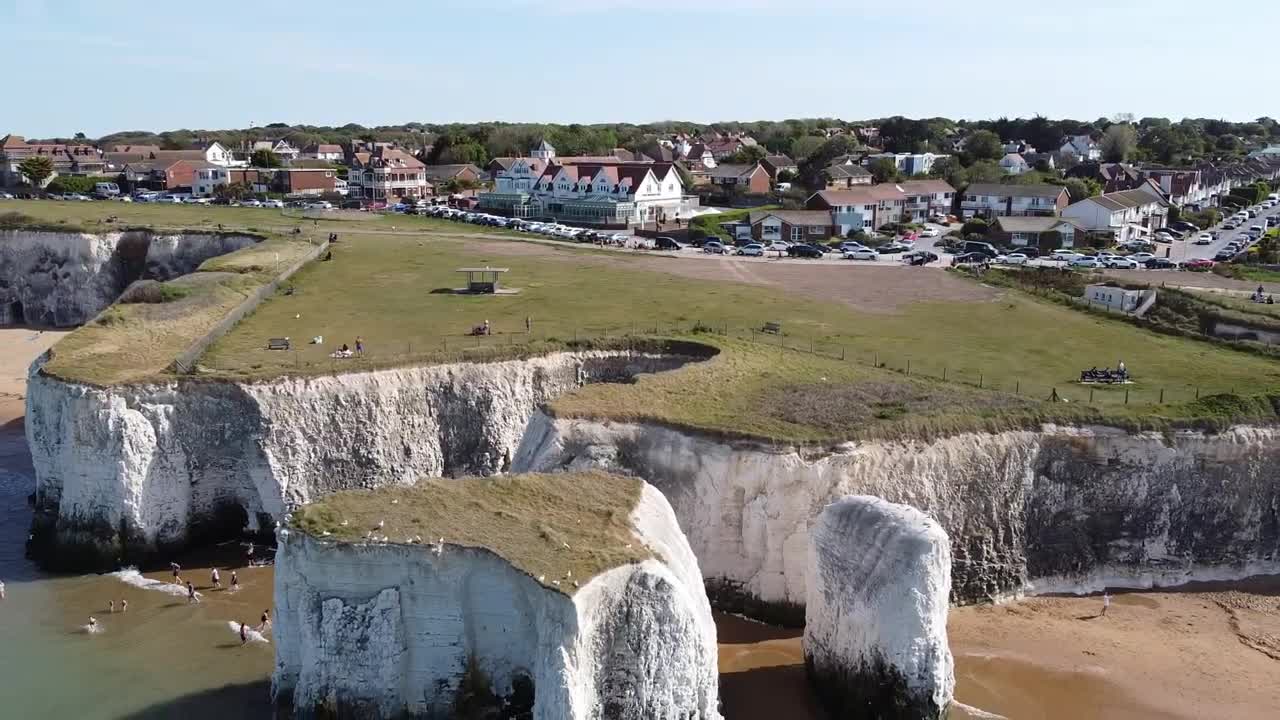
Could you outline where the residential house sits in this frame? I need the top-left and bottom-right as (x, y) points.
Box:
(487, 156), (547, 183)
(748, 210), (835, 244)
(347, 147), (430, 201)
(202, 141), (238, 167)
(422, 164), (484, 185)
(1065, 162), (1144, 194)
(278, 168), (338, 196)
(149, 149), (206, 163)
(109, 144), (161, 155)
(1248, 145), (1280, 160)
(681, 143), (716, 171)
(530, 139), (556, 161)
(823, 163), (872, 189)
(1061, 188), (1170, 244)
(709, 163), (772, 194)
(705, 134), (758, 160)
(862, 152), (949, 176)
(302, 143), (344, 162)
(478, 160), (689, 227)
(251, 139), (300, 162)
(1138, 168), (1209, 209)
(991, 216), (1084, 249)
(123, 159), (198, 191)
(761, 154), (797, 179)
(999, 153), (1030, 175)
(960, 183), (1069, 219)
(0, 135), (105, 186)
(1059, 134), (1102, 162)
(805, 185), (908, 235)
(228, 169), (276, 195)
(896, 180), (956, 221)
(192, 164), (232, 196)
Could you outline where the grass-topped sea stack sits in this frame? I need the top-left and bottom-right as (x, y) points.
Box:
(272, 472), (720, 720)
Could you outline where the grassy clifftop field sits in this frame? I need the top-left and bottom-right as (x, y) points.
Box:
(12, 200), (1280, 440)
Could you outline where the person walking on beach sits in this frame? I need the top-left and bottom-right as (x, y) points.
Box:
(121, 599), (127, 613)
(355, 336), (364, 356)
(230, 571), (239, 592)
(211, 567), (221, 589)
(1101, 591), (1111, 617)
(170, 562), (181, 584)
(258, 609), (271, 633)
(109, 600), (115, 614)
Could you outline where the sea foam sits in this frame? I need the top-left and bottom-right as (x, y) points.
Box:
(109, 568), (190, 598)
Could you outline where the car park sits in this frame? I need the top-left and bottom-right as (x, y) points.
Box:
(1194, 233), (1213, 245)
(843, 248), (878, 261)
(1144, 257), (1177, 269)
(736, 243), (764, 256)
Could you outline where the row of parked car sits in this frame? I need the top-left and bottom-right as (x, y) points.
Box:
(694, 237), (936, 264)
(416, 206), (636, 245)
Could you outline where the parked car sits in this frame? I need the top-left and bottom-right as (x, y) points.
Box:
(838, 242), (867, 253)
(1183, 258), (1215, 271)
(1070, 256), (1103, 269)
(1214, 249), (1237, 261)
(918, 227), (940, 238)
(1050, 250), (1084, 262)
(242, 199), (262, 207)
(263, 199), (284, 208)
(1194, 233), (1213, 245)
(843, 248), (878, 261)
(1106, 257), (1139, 269)
(1129, 252), (1156, 263)
(654, 236), (685, 251)
(766, 241), (790, 254)
(1144, 257), (1178, 269)
(1001, 253), (1030, 265)
(902, 250), (938, 266)
(787, 244), (826, 258)
(878, 242), (911, 254)
(703, 240), (728, 255)
(1169, 220), (1200, 234)
(736, 243), (764, 257)
(953, 252), (990, 264)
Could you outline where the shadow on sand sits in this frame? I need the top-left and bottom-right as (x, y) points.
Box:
(119, 680), (271, 720)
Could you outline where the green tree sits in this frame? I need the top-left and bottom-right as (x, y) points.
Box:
(963, 130), (1003, 162)
(727, 145), (766, 165)
(1059, 177), (1101, 202)
(868, 157), (900, 183)
(963, 160), (1004, 185)
(214, 182), (250, 201)
(789, 136), (825, 163)
(251, 149), (281, 167)
(18, 155), (54, 187)
(1100, 124), (1137, 162)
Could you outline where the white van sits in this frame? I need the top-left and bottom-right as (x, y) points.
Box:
(1268, 193), (1279, 202)
(93, 182), (120, 198)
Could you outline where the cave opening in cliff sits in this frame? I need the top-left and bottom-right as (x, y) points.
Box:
(5, 300), (21, 325)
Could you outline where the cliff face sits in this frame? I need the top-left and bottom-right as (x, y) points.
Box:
(514, 414), (1280, 607)
(804, 496), (953, 720)
(272, 484), (720, 720)
(0, 229), (256, 326)
(25, 351), (693, 568)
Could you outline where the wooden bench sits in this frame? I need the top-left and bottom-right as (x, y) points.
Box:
(761, 322), (782, 335)
(267, 337), (291, 351)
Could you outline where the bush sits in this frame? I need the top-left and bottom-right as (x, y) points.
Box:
(119, 280), (191, 304)
(45, 175), (102, 195)
(960, 218), (989, 236)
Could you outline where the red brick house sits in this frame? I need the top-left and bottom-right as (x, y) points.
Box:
(280, 168), (337, 195)
(422, 164), (483, 185)
(709, 163), (771, 194)
(748, 210), (835, 244)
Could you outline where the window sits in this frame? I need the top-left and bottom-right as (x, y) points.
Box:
(863, 204), (874, 211)
(809, 226), (824, 234)
(791, 226), (804, 242)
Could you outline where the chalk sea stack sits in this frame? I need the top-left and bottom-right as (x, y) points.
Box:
(803, 495), (953, 719)
(272, 471), (720, 720)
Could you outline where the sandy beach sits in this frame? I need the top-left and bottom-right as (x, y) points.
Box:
(0, 327), (66, 424)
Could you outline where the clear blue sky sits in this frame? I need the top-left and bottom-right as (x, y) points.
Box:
(5, 0), (1276, 137)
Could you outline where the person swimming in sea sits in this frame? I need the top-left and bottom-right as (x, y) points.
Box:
(87, 617), (98, 632)
(240, 622), (249, 646)
(211, 567), (221, 589)
(230, 570), (239, 592)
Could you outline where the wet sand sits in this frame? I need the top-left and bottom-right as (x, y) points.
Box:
(0, 327), (66, 424)
(716, 586), (1280, 720)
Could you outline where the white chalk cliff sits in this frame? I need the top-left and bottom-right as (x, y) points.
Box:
(515, 413), (1280, 606)
(25, 351), (694, 567)
(804, 495), (953, 719)
(272, 483), (721, 720)
(0, 228), (257, 326)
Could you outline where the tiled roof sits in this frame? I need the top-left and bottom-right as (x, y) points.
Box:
(748, 210), (832, 226)
(812, 185), (906, 205)
(1084, 188), (1168, 211)
(895, 180), (954, 195)
(994, 216), (1083, 233)
(965, 183), (1066, 199)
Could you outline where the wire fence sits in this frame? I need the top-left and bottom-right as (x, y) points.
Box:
(239, 318), (1246, 409)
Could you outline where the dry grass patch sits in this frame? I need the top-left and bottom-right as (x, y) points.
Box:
(289, 472), (651, 594)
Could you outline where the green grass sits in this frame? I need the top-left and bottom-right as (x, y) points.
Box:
(289, 472), (649, 594)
